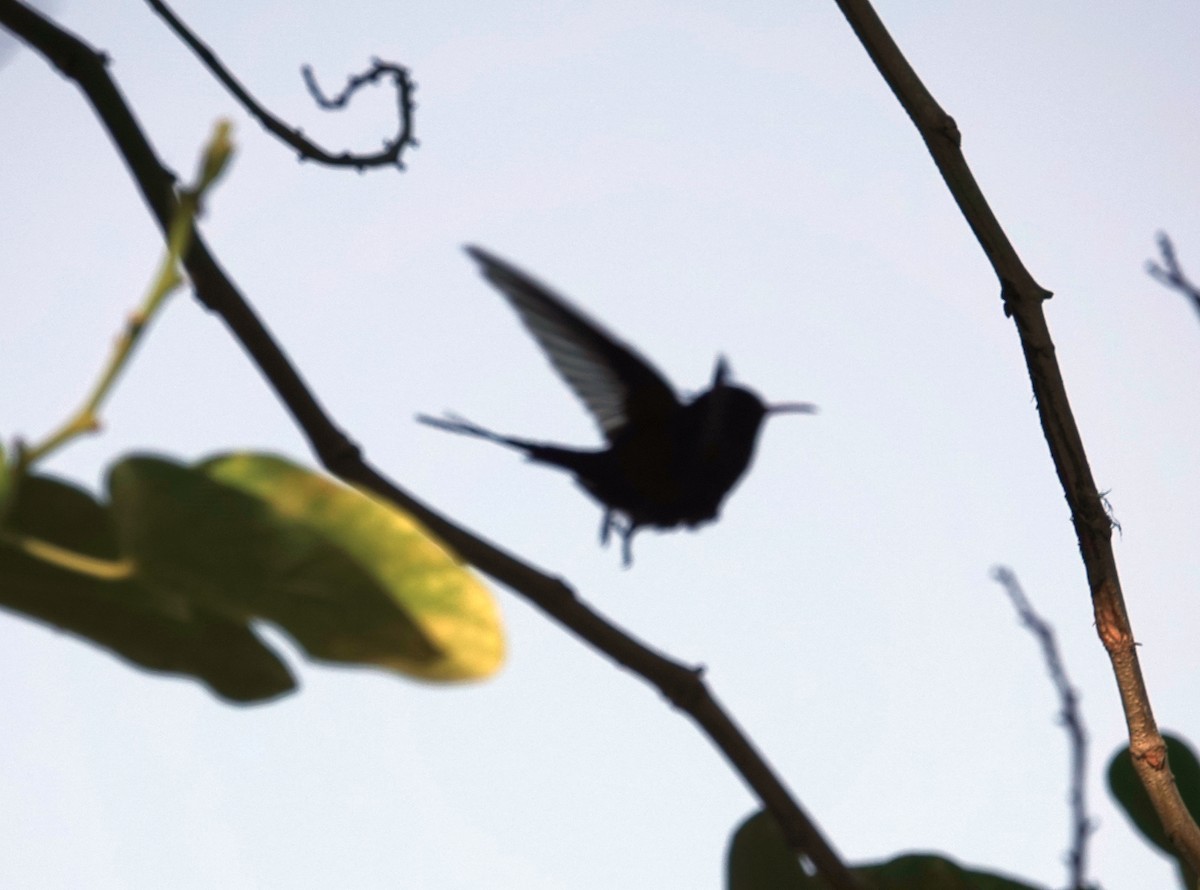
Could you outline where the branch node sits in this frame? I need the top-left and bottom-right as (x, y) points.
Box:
(659, 663), (706, 711)
(938, 112), (961, 147)
(1148, 232), (1200, 320)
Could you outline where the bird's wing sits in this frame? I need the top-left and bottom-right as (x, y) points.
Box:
(465, 245), (679, 441)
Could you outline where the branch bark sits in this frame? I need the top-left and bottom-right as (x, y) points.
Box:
(833, 0), (1200, 872)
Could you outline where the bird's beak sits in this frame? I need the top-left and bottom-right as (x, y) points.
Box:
(766, 402), (818, 415)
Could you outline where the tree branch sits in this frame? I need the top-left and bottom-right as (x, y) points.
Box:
(831, 0), (1200, 872)
(1147, 232), (1200, 321)
(143, 0), (417, 171)
(0, 2), (859, 886)
(993, 567), (1095, 890)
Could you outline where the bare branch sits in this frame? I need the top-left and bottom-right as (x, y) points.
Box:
(143, 0), (417, 171)
(1147, 232), (1200, 320)
(993, 567), (1095, 890)
(830, 0), (1200, 873)
(0, 2), (859, 886)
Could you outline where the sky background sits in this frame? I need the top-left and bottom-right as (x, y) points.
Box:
(2, 1), (1200, 888)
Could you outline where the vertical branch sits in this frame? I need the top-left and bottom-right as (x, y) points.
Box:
(832, 0), (1200, 872)
(993, 568), (1095, 890)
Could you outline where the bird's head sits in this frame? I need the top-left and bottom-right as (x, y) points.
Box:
(708, 355), (817, 422)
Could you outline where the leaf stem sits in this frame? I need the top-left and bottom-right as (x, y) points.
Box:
(0, 529), (135, 580)
(18, 121), (233, 471)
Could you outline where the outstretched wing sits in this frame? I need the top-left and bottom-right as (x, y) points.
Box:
(465, 245), (679, 441)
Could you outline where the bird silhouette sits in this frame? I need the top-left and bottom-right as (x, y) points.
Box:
(419, 246), (815, 565)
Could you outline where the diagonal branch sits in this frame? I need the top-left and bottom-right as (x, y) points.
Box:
(832, 0), (1200, 873)
(144, 0), (417, 171)
(0, 2), (860, 886)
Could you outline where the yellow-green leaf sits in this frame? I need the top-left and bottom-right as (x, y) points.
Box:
(200, 452), (505, 681)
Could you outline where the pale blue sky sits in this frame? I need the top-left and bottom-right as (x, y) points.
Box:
(2, 2), (1200, 887)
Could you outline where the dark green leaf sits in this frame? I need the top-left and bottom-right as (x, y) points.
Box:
(1108, 733), (1200, 887)
(726, 810), (1044, 890)
(727, 811), (814, 889)
(0, 440), (12, 521)
(856, 854), (1045, 889)
(0, 473), (294, 703)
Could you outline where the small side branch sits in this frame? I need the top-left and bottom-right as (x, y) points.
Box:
(144, 0), (416, 171)
(993, 567), (1095, 890)
(1147, 233), (1200, 321)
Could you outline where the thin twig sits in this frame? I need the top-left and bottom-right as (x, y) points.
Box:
(143, 0), (417, 171)
(993, 567), (1095, 890)
(21, 122), (232, 469)
(0, 3), (860, 886)
(301, 59), (406, 110)
(1147, 232), (1200, 321)
(831, 0), (1200, 872)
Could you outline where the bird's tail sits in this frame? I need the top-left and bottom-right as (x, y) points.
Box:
(416, 412), (537, 453)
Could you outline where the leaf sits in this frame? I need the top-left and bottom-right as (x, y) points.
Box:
(0, 473), (294, 703)
(727, 811), (813, 889)
(201, 453), (505, 681)
(726, 810), (1045, 890)
(110, 453), (503, 681)
(1108, 733), (1200, 887)
(0, 451), (503, 701)
(855, 854), (1045, 889)
(0, 440), (11, 520)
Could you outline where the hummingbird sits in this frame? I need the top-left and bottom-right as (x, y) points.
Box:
(419, 246), (816, 565)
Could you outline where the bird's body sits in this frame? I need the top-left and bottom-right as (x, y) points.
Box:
(420, 246), (814, 564)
